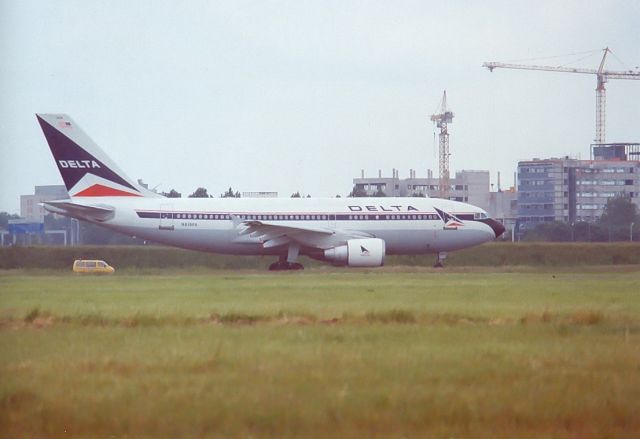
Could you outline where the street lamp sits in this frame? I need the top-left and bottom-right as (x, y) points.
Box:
(571, 222), (575, 242)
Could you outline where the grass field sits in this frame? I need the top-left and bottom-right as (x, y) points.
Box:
(1, 267), (640, 438)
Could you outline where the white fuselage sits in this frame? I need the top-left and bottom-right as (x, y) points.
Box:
(87, 196), (497, 256)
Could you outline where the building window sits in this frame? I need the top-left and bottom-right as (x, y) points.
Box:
(578, 204), (599, 210)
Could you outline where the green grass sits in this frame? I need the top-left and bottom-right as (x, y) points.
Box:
(1, 268), (640, 438)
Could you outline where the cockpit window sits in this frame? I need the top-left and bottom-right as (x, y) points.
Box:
(474, 212), (488, 220)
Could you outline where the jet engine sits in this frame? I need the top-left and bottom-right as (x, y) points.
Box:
(323, 238), (385, 267)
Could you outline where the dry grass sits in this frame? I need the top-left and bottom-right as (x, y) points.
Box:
(1, 307), (620, 330)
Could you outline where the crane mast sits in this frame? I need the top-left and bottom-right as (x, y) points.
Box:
(595, 49), (610, 144)
(430, 90), (454, 199)
(483, 47), (640, 144)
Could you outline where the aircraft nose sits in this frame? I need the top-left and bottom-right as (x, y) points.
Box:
(484, 218), (506, 238)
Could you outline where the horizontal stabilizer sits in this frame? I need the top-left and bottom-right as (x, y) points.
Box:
(42, 200), (115, 222)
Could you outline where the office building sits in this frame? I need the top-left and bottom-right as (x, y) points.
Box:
(517, 143), (640, 230)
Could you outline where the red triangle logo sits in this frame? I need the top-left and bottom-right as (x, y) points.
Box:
(73, 184), (141, 197)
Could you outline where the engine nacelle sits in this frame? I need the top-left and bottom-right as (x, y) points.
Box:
(324, 238), (386, 267)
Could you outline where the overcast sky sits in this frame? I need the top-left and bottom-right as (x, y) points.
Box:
(1, 0), (639, 213)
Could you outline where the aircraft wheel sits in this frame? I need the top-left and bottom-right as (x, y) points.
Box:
(269, 261), (286, 271)
(268, 261), (304, 271)
(433, 251), (447, 268)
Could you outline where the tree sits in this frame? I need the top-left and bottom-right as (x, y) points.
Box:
(523, 221), (573, 242)
(572, 221), (606, 242)
(291, 191), (301, 198)
(0, 212), (20, 230)
(522, 197), (639, 242)
(597, 196), (639, 241)
(599, 196), (638, 226)
(189, 187), (211, 198)
(162, 189), (182, 198)
(220, 187), (241, 198)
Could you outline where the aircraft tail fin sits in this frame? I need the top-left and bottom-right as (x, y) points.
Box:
(36, 114), (159, 198)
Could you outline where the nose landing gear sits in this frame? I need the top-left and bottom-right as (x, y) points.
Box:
(434, 252), (447, 268)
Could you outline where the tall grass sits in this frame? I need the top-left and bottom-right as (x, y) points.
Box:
(1, 242), (640, 269)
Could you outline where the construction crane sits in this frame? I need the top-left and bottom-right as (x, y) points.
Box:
(430, 90), (454, 199)
(483, 47), (640, 144)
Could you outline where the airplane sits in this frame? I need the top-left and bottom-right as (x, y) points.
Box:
(36, 113), (505, 270)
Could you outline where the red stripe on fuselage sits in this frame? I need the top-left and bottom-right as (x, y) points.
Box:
(73, 184), (141, 197)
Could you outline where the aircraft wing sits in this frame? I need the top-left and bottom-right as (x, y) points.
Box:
(42, 200), (115, 222)
(236, 220), (372, 249)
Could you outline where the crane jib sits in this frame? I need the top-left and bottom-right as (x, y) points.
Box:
(483, 48), (640, 144)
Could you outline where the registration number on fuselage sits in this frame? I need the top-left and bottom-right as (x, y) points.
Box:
(180, 222), (198, 227)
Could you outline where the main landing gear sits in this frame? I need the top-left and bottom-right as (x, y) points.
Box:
(269, 244), (304, 271)
(268, 260), (304, 271)
(434, 252), (447, 268)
